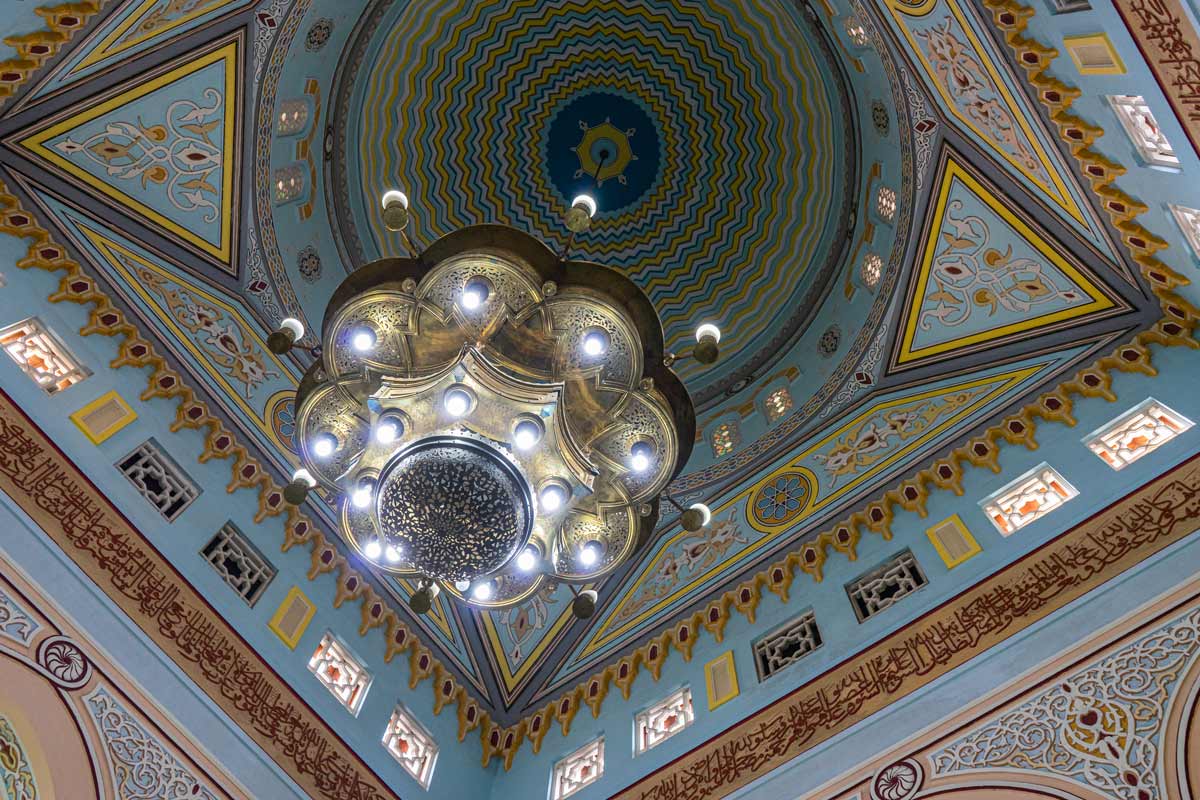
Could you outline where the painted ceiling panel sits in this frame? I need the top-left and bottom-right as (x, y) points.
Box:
(16, 0), (256, 110)
(9, 35), (241, 271)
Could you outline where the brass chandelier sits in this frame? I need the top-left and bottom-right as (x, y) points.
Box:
(273, 191), (718, 616)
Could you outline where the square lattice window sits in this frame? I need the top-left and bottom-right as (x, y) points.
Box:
(710, 421), (740, 458)
(1085, 398), (1193, 470)
(634, 687), (694, 755)
(201, 522), (275, 606)
(117, 439), (200, 522)
(1170, 204), (1200, 259)
(753, 610), (823, 680)
(383, 706), (438, 788)
(551, 737), (604, 800)
(1107, 95), (1179, 167)
(309, 632), (371, 714)
(876, 186), (897, 221)
(0, 317), (90, 394)
(981, 463), (1078, 536)
(846, 550), (928, 623)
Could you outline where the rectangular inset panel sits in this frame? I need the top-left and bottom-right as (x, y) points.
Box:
(269, 586), (315, 650)
(1107, 95), (1179, 167)
(926, 514), (982, 568)
(70, 391), (136, 444)
(117, 439), (199, 521)
(1085, 397), (1193, 470)
(1064, 34), (1125, 73)
(753, 610), (822, 681)
(704, 650), (740, 709)
(846, 550), (928, 622)
(981, 463), (1078, 536)
(0, 317), (90, 393)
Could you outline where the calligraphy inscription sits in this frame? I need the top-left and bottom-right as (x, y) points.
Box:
(0, 392), (397, 800)
(1115, 0), (1200, 157)
(617, 456), (1200, 800)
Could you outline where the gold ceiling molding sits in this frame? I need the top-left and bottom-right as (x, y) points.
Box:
(0, 186), (495, 747)
(1, 0), (1197, 765)
(0, 2), (100, 105)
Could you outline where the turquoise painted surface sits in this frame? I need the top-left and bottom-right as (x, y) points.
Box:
(909, 171), (1098, 354)
(493, 341), (1200, 800)
(550, 344), (1099, 685)
(0, 244), (499, 798)
(38, 57), (228, 249)
(0, 4), (59, 63)
(27, 0), (254, 103)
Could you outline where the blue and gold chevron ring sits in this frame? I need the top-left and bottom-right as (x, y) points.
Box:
(341, 0), (850, 398)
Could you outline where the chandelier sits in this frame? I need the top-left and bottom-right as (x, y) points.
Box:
(273, 191), (719, 616)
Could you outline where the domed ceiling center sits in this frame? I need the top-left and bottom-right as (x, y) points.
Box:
(330, 0), (856, 408)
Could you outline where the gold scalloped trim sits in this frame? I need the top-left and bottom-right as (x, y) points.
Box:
(0, 2), (101, 105)
(0, 188), (495, 748)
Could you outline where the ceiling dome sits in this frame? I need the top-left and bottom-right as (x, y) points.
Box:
(328, 0), (857, 408)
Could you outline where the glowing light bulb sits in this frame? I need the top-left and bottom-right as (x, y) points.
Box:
(312, 433), (337, 458)
(514, 420), (541, 450)
(380, 189), (408, 210)
(690, 503), (713, 527)
(384, 545), (402, 563)
(571, 194), (597, 218)
(291, 468), (316, 487)
(630, 441), (653, 473)
(352, 484), (373, 508)
(364, 539), (382, 560)
(376, 420), (399, 445)
(462, 289), (482, 310)
(695, 323), (722, 344)
(454, 580), (471, 592)
(516, 547), (538, 572)
(444, 389), (471, 417)
(471, 582), (493, 601)
(579, 542), (600, 567)
(540, 484), (567, 513)
(351, 327), (376, 352)
(582, 330), (608, 357)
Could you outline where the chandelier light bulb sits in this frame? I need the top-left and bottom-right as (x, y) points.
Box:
(380, 189), (408, 210)
(444, 388), (471, 417)
(384, 545), (402, 563)
(471, 581), (494, 601)
(351, 327), (376, 352)
(312, 432), (338, 458)
(571, 194), (597, 218)
(695, 323), (722, 344)
(461, 289), (482, 310)
(352, 483), (374, 508)
(582, 330), (608, 357)
(516, 547), (538, 572)
(682, 503), (712, 532)
(292, 468), (316, 487)
(364, 538), (383, 560)
(375, 418), (401, 445)
(579, 541), (601, 567)
(540, 483), (567, 513)
(454, 580), (471, 592)
(630, 441), (654, 473)
(513, 419), (542, 450)
(268, 317), (305, 354)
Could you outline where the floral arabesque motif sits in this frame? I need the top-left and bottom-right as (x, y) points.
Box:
(932, 606), (1200, 799)
(271, 397), (297, 452)
(919, 198), (1088, 334)
(498, 582), (557, 664)
(614, 518), (758, 623)
(86, 686), (218, 800)
(814, 388), (986, 485)
(0, 588), (39, 645)
(54, 91), (224, 225)
(132, 264), (278, 399)
(37, 635), (91, 689)
(0, 716), (37, 800)
(917, 18), (1041, 176)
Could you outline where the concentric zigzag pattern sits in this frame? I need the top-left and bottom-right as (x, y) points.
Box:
(350, 0), (842, 386)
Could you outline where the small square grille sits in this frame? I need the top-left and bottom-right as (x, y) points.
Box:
(116, 439), (199, 522)
(753, 610), (822, 680)
(201, 522), (276, 606)
(846, 550), (928, 622)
